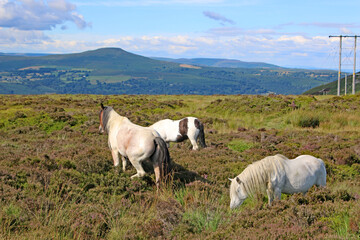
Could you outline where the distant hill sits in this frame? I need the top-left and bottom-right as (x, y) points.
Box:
(303, 73), (360, 95)
(0, 53), (50, 57)
(0, 48), (166, 71)
(0, 47), (337, 95)
(152, 57), (281, 69)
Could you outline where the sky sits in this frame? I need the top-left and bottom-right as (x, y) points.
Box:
(1, 0), (360, 69)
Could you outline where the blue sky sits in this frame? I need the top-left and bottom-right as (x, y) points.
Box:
(1, 0), (360, 69)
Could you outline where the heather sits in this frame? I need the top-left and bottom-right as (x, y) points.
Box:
(0, 94), (359, 239)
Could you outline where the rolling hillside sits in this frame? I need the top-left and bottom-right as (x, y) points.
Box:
(0, 48), (337, 95)
(152, 57), (281, 69)
(304, 73), (360, 95)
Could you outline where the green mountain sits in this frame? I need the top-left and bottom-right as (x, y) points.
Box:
(0, 48), (166, 71)
(0, 47), (337, 95)
(152, 57), (281, 69)
(303, 73), (360, 95)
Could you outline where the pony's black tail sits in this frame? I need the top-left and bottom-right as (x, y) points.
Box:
(151, 137), (172, 180)
(198, 122), (207, 148)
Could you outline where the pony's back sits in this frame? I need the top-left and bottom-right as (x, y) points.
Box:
(290, 155), (326, 187)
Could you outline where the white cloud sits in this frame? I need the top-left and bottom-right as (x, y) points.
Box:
(277, 35), (310, 45)
(168, 45), (196, 54)
(0, 27), (50, 44)
(0, 0), (90, 30)
(340, 27), (353, 34)
(1, 32), (331, 55)
(292, 52), (308, 57)
(206, 27), (245, 36)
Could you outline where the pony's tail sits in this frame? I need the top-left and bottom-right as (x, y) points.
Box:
(198, 122), (207, 148)
(151, 137), (172, 181)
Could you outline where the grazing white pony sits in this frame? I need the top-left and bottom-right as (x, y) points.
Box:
(99, 104), (171, 188)
(229, 154), (326, 209)
(150, 117), (206, 150)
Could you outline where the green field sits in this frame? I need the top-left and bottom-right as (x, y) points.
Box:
(0, 94), (359, 239)
(88, 75), (131, 84)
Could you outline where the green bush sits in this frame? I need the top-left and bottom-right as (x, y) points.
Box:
(297, 115), (320, 128)
(286, 110), (323, 128)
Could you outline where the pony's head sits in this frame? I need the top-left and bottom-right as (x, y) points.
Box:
(99, 103), (112, 134)
(229, 177), (247, 209)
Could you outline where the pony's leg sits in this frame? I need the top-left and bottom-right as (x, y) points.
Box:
(189, 137), (199, 150)
(128, 158), (146, 178)
(317, 171), (327, 187)
(166, 142), (170, 148)
(274, 188), (282, 201)
(189, 129), (200, 150)
(266, 189), (274, 206)
(266, 182), (274, 206)
(111, 150), (120, 167)
(153, 160), (163, 189)
(121, 156), (128, 172)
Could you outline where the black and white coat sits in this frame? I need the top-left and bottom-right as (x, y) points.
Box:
(150, 117), (206, 150)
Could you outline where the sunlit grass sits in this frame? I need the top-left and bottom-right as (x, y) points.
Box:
(227, 139), (254, 152)
(1, 94), (360, 239)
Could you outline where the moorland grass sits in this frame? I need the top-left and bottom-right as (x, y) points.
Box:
(0, 94), (359, 239)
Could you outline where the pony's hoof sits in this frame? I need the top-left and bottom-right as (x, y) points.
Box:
(131, 172), (145, 179)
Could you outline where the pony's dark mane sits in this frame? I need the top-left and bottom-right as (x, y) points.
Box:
(101, 106), (113, 133)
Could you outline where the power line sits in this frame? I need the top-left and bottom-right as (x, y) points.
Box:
(329, 35), (358, 95)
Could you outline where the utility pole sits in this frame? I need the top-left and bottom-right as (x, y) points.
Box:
(329, 35), (358, 95)
(353, 36), (357, 94)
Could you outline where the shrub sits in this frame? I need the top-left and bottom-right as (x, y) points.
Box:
(287, 110), (322, 128)
(297, 115), (320, 128)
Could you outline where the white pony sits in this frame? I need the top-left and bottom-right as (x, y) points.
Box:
(99, 104), (171, 188)
(229, 154), (326, 209)
(150, 117), (206, 150)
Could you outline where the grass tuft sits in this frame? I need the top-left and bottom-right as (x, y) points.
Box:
(227, 139), (254, 152)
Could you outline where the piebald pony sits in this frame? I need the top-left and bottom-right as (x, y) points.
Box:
(150, 117), (206, 150)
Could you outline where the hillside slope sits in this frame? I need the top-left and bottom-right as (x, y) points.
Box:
(0, 48), (337, 95)
(152, 57), (281, 69)
(304, 73), (360, 95)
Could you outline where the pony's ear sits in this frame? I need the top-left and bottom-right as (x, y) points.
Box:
(236, 177), (242, 185)
(228, 178), (233, 182)
(101, 103), (105, 110)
